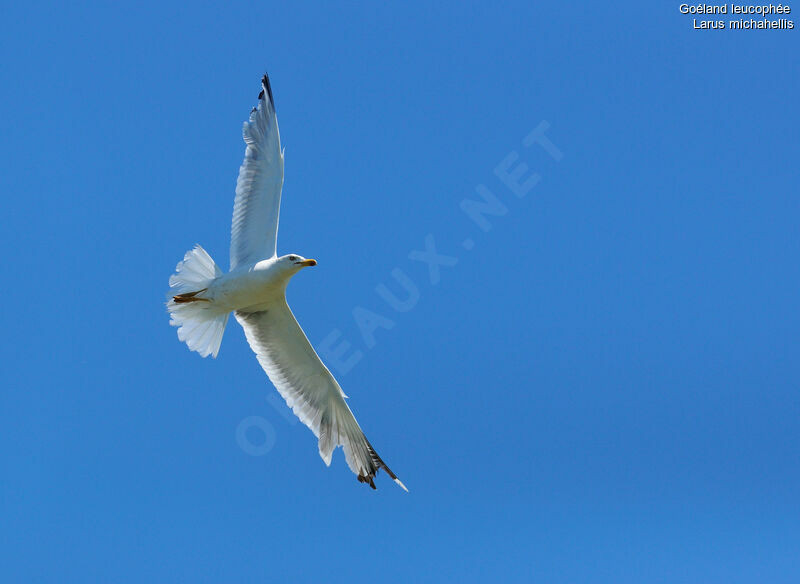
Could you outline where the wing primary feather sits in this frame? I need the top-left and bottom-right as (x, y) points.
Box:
(261, 73), (275, 107)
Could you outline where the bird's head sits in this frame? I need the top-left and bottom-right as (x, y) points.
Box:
(279, 254), (317, 273)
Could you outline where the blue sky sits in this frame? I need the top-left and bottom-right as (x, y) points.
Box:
(2, 2), (799, 582)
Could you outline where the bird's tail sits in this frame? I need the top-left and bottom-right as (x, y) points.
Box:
(167, 245), (229, 358)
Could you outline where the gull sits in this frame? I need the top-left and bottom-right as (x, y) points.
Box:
(167, 74), (406, 491)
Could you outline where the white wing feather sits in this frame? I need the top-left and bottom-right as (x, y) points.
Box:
(230, 75), (284, 269)
(235, 302), (406, 490)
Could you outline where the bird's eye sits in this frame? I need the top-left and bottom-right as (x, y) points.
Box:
(289, 255), (298, 261)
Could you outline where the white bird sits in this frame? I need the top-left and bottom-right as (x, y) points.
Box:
(167, 74), (406, 491)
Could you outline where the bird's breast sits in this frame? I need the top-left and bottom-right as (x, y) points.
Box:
(209, 265), (285, 311)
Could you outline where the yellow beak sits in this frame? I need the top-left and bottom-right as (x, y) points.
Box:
(298, 259), (317, 267)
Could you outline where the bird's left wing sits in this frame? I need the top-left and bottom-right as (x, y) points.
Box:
(230, 74), (284, 270)
(235, 302), (407, 490)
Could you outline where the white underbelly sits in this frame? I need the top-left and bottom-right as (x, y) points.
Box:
(209, 266), (284, 311)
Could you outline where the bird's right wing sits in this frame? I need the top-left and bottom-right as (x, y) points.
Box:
(235, 302), (407, 491)
(230, 74), (284, 270)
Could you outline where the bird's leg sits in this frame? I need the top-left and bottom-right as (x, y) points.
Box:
(173, 288), (210, 303)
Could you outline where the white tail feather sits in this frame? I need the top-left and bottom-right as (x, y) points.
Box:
(167, 245), (229, 358)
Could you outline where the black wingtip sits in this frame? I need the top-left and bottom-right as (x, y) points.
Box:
(259, 73), (274, 107)
(355, 438), (406, 491)
(358, 474), (378, 489)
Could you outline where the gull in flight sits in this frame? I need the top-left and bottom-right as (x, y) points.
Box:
(167, 74), (406, 491)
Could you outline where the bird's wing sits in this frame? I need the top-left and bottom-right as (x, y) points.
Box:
(230, 74), (284, 270)
(235, 302), (407, 490)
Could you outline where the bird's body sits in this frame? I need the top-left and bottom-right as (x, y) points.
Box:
(202, 258), (297, 312)
(166, 74), (406, 491)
